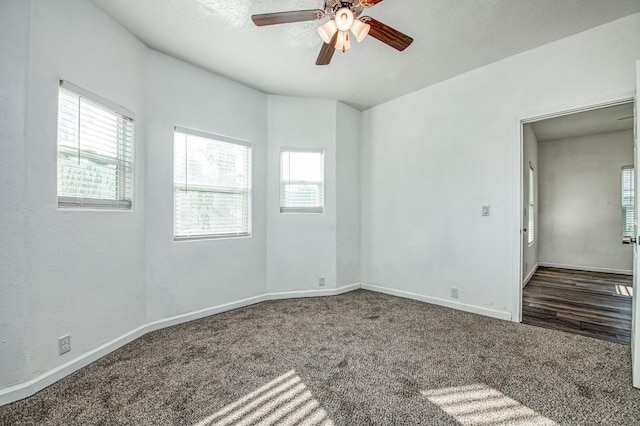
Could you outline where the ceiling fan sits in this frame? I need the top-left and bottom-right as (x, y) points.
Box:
(251, 0), (413, 65)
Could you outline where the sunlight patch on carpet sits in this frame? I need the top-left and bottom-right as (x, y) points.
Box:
(615, 285), (633, 297)
(421, 384), (557, 425)
(194, 370), (334, 426)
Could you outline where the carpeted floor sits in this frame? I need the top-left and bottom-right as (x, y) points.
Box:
(1, 290), (639, 425)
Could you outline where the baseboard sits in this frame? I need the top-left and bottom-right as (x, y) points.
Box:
(146, 294), (268, 333)
(0, 324), (148, 407)
(539, 262), (632, 276)
(0, 284), (361, 407)
(361, 283), (512, 321)
(265, 283), (362, 301)
(522, 263), (539, 287)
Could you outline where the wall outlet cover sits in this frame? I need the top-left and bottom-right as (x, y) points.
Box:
(451, 287), (459, 299)
(59, 335), (71, 355)
(319, 277), (325, 287)
(482, 206), (490, 216)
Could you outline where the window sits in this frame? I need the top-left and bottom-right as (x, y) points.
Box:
(622, 166), (634, 238)
(280, 149), (324, 213)
(57, 81), (134, 209)
(174, 127), (252, 240)
(528, 164), (535, 245)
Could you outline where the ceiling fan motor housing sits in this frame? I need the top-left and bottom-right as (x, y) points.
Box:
(325, 1), (364, 18)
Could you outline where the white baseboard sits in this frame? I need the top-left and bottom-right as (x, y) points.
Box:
(264, 283), (361, 301)
(539, 262), (632, 276)
(0, 284), (361, 407)
(0, 324), (148, 407)
(361, 283), (512, 322)
(1, 281), (516, 406)
(146, 294), (268, 333)
(523, 263), (539, 287)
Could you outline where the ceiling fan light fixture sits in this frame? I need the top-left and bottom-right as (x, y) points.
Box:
(351, 19), (370, 42)
(334, 30), (351, 52)
(334, 7), (354, 31)
(318, 19), (338, 44)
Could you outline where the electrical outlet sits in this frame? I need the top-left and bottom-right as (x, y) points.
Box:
(451, 287), (459, 299)
(59, 335), (71, 355)
(319, 277), (325, 287)
(482, 206), (490, 216)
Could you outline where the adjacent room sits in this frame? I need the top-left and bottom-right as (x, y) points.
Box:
(1, 0), (640, 424)
(521, 104), (635, 345)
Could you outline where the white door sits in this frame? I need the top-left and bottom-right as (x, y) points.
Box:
(633, 60), (639, 389)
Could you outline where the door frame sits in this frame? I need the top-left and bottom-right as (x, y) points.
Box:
(513, 94), (635, 323)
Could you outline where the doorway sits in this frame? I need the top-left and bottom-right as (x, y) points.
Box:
(520, 101), (635, 345)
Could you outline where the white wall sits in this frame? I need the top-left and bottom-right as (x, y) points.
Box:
(538, 130), (634, 273)
(25, 0), (148, 377)
(522, 124), (539, 283)
(145, 51), (268, 322)
(0, 0), (31, 389)
(266, 96), (337, 292)
(361, 13), (640, 320)
(1, 0), (361, 403)
(336, 103), (361, 286)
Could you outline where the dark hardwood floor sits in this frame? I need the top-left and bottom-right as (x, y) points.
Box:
(522, 267), (633, 345)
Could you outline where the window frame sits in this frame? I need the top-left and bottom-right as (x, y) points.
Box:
(280, 147), (325, 214)
(528, 163), (535, 246)
(56, 80), (135, 210)
(622, 165), (635, 239)
(173, 126), (252, 241)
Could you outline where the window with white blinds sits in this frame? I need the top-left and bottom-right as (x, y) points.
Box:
(622, 166), (634, 238)
(174, 127), (252, 240)
(280, 149), (324, 213)
(528, 165), (535, 245)
(57, 81), (134, 209)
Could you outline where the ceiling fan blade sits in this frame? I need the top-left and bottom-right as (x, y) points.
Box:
(316, 32), (339, 66)
(251, 10), (324, 26)
(361, 16), (413, 51)
(359, 0), (384, 6)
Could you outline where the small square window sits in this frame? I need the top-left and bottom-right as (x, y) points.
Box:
(280, 149), (324, 214)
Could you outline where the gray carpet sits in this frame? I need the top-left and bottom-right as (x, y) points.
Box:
(1, 290), (639, 425)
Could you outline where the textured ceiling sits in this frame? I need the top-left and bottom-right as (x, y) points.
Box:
(532, 103), (634, 143)
(89, 0), (640, 110)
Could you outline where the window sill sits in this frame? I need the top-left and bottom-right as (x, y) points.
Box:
(174, 233), (251, 242)
(280, 207), (324, 214)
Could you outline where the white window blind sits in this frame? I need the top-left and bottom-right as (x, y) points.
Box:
(280, 149), (324, 213)
(528, 165), (535, 245)
(622, 166), (634, 238)
(174, 127), (252, 240)
(57, 81), (134, 209)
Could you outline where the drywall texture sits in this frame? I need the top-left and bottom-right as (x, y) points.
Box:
(144, 50), (268, 322)
(361, 14), (640, 318)
(25, 0), (148, 377)
(0, 0), (31, 389)
(538, 130), (634, 272)
(266, 96), (338, 293)
(336, 103), (361, 287)
(522, 124), (539, 282)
